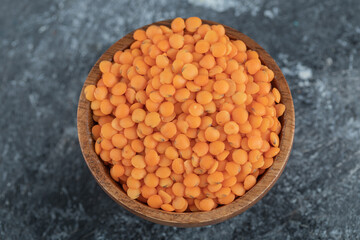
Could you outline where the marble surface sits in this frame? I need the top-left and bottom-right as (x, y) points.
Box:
(1, 0), (360, 239)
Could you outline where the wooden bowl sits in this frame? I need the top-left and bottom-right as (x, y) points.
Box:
(77, 19), (295, 227)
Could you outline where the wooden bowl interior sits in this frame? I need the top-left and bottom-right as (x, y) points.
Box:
(77, 19), (295, 227)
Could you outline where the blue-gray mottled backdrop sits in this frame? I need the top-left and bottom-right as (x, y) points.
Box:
(1, 0), (360, 239)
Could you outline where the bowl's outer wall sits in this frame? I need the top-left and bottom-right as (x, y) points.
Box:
(77, 19), (295, 227)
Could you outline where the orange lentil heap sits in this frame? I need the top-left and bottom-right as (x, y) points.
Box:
(84, 17), (285, 212)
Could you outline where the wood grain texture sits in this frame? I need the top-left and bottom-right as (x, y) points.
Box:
(77, 19), (295, 227)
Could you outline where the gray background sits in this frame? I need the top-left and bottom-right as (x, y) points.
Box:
(1, 0), (360, 239)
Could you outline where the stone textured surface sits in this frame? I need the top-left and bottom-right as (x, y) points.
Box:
(1, 0), (360, 239)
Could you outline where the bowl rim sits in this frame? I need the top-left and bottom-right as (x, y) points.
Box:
(77, 19), (295, 227)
